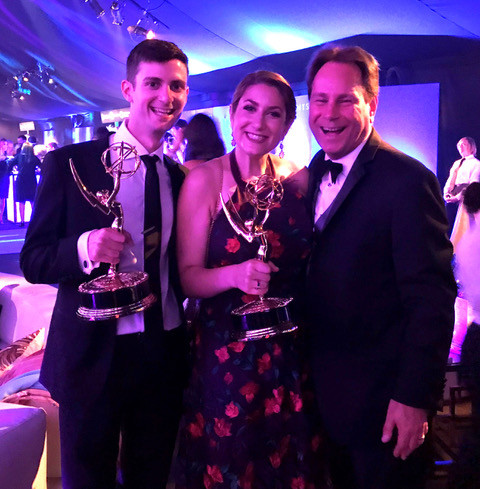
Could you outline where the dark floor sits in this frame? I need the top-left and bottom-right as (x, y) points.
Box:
(0, 219), (27, 276)
(0, 252), (22, 276)
(427, 398), (473, 489)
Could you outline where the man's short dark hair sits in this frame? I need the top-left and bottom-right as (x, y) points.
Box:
(463, 182), (480, 215)
(174, 119), (187, 129)
(306, 45), (379, 101)
(126, 39), (189, 85)
(18, 135), (27, 141)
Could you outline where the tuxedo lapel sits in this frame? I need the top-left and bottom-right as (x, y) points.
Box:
(308, 150), (327, 216)
(313, 129), (381, 233)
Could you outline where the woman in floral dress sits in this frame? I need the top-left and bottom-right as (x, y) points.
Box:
(174, 71), (329, 489)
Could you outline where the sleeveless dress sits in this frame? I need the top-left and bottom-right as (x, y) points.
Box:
(173, 170), (329, 489)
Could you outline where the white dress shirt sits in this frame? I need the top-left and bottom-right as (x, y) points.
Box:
(77, 120), (181, 334)
(457, 219), (480, 324)
(314, 138), (369, 223)
(444, 155), (480, 199)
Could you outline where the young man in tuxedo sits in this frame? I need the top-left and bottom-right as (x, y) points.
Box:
(20, 39), (190, 489)
(305, 45), (457, 489)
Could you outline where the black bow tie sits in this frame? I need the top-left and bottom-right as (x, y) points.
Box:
(324, 160), (343, 184)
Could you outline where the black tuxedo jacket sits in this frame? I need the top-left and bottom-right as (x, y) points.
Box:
(306, 130), (456, 446)
(20, 138), (186, 406)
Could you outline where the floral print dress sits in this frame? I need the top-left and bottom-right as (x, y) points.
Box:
(173, 175), (329, 489)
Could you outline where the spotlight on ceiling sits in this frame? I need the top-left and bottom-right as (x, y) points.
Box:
(127, 25), (155, 39)
(85, 0), (105, 18)
(110, 1), (124, 25)
(11, 89), (28, 100)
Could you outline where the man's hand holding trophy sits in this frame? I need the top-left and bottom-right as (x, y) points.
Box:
(69, 141), (156, 321)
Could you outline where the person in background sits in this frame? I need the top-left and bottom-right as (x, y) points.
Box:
(444, 137), (480, 251)
(28, 135), (37, 146)
(47, 141), (59, 152)
(5, 139), (15, 157)
(449, 181), (480, 489)
(9, 142), (40, 227)
(94, 126), (114, 140)
(164, 118), (187, 163)
(0, 138), (9, 223)
(173, 70), (328, 488)
(183, 113), (225, 170)
(305, 45), (456, 489)
(20, 39), (190, 489)
(15, 134), (26, 154)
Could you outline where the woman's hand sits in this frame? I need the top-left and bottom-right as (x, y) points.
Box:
(231, 259), (279, 295)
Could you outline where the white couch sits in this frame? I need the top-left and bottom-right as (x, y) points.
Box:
(0, 272), (57, 349)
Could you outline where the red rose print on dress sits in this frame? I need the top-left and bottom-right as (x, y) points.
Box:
(225, 237), (240, 253)
(228, 341), (245, 353)
(289, 391), (303, 412)
(264, 397), (281, 416)
(225, 401), (239, 418)
(214, 346), (229, 363)
(264, 387), (284, 415)
(257, 353), (272, 374)
(239, 462), (254, 489)
(279, 435), (291, 456)
(311, 434), (321, 452)
(224, 372), (233, 385)
(269, 451), (281, 468)
(213, 417), (232, 437)
(291, 476), (306, 489)
(240, 381), (259, 403)
(203, 465), (223, 489)
(187, 413), (205, 438)
(266, 230), (284, 259)
(273, 386), (285, 402)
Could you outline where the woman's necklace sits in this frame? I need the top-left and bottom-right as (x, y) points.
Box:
(229, 150), (275, 193)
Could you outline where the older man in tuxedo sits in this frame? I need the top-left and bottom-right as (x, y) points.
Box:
(305, 45), (456, 489)
(20, 39), (189, 489)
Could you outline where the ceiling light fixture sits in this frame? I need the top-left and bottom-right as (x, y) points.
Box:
(11, 78), (31, 99)
(127, 24), (155, 39)
(8, 61), (58, 99)
(110, 1), (124, 25)
(85, 0), (105, 18)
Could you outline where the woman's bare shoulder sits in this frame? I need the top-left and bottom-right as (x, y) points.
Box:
(270, 154), (309, 196)
(185, 156), (224, 186)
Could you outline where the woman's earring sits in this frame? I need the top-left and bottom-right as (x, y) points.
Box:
(231, 134), (236, 146)
(279, 141), (285, 159)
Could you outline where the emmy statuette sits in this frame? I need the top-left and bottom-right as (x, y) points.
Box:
(69, 141), (156, 321)
(220, 173), (298, 341)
